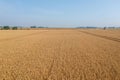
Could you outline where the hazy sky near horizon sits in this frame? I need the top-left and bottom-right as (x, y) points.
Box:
(0, 0), (120, 27)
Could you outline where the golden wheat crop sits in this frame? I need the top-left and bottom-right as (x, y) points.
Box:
(0, 29), (120, 80)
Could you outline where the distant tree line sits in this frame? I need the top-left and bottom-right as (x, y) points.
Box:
(76, 26), (120, 29)
(30, 26), (48, 28)
(0, 26), (18, 30)
(77, 26), (97, 29)
(0, 25), (48, 30)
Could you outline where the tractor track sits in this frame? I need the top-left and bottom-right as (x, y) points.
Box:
(78, 30), (120, 43)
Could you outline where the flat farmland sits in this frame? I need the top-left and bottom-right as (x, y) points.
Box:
(79, 29), (120, 39)
(0, 29), (120, 80)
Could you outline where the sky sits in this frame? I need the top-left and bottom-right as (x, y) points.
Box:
(0, 0), (120, 27)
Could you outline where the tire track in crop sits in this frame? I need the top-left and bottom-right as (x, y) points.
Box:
(0, 30), (48, 42)
(78, 30), (120, 43)
(43, 59), (55, 80)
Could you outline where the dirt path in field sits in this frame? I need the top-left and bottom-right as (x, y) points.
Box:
(78, 30), (120, 43)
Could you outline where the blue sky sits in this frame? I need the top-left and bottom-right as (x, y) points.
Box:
(0, 0), (120, 27)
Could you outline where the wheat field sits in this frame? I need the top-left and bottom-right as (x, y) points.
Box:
(0, 29), (120, 80)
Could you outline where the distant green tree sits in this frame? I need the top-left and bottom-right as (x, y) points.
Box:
(3, 26), (10, 30)
(0, 26), (2, 30)
(103, 27), (107, 30)
(38, 26), (48, 28)
(30, 26), (37, 28)
(12, 26), (18, 30)
(38, 26), (44, 28)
